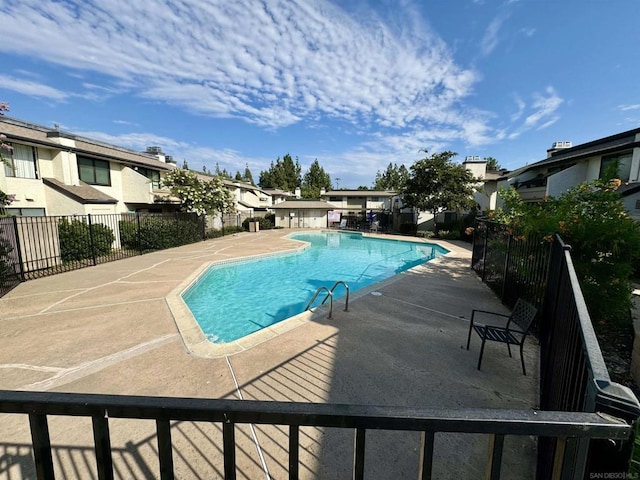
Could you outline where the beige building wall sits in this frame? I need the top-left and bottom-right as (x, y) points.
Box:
(120, 167), (154, 207)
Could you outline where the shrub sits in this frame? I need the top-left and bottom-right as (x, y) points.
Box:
(242, 215), (274, 231)
(58, 218), (114, 262)
(437, 230), (461, 240)
(0, 236), (14, 285)
(493, 180), (640, 327)
(119, 216), (203, 252)
(399, 223), (417, 235)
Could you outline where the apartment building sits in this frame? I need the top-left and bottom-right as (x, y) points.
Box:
(0, 117), (177, 216)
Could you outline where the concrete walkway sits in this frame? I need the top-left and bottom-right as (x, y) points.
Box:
(0, 230), (539, 479)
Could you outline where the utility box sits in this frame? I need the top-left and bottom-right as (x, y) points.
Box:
(249, 221), (260, 233)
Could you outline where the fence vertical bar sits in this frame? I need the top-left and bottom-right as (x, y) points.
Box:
(87, 214), (97, 266)
(92, 415), (114, 480)
(135, 212), (143, 255)
(223, 420), (236, 480)
(289, 425), (299, 480)
(485, 434), (504, 480)
(12, 215), (25, 282)
(418, 431), (434, 480)
(156, 419), (175, 480)
(353, 428), (366, 480)
(29, 413), (55, 480)
(481, 223), (488, 282)
(500, 234), (512, 304)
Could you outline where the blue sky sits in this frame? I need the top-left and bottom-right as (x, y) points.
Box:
(0, 0), (638, 188)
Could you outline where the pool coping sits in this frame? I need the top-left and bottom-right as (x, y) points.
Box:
(166, 232), (454, 358)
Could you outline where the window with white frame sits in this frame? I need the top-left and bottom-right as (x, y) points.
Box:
(3, 142), (38, 179)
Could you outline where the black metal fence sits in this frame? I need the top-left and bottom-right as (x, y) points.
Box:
(0, 212), (205, 296)
(471, 218), (640, 476)
(0, 389), (632, 480)
(471, 218), (551, 313)
(537, 236), (640, 478)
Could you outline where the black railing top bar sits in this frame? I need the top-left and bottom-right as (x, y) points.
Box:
(0, 390), (631, 440)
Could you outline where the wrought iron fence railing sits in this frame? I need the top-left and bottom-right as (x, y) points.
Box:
(0, 212), (206, 297)
(471, 217), (640, 477)
(0, 390), (632, 480)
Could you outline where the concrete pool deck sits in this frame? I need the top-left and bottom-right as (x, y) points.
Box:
(0, 229), (539, 479)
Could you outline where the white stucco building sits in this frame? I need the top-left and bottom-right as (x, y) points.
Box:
(0, 117), (177, 216)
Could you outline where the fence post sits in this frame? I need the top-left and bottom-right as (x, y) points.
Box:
(500, 234), (512, 303)
(136, 212), (143, 255)
(201, 215), (206, 241)
(87, 214), (97, 266)
(481, 222), (489, 282)
(12, 216), (26, 282)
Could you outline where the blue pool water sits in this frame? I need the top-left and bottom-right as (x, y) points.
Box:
(183, 232), (448, 343)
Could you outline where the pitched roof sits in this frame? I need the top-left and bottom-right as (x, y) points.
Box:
(43, 178), (118, 204)
(1, 116), (172, 171)
(322, 190), (396, 197)
(509, 127), (640, 177)
(271, 200), (337, 210)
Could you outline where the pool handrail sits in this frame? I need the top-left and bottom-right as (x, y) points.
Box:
(305, 286), (334, 318)
(321, 280), (350, 312)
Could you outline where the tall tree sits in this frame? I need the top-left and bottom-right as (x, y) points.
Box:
(374, 163), (409, 191)
(402, 151), (478, 232)
(484, 157), (502, 171)
(244, 164), (255, 185)
(258, 154), (301, 191)
(301, 159), (331, 198)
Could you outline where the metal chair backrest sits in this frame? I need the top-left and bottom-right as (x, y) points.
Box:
(507, 299), (537, 334)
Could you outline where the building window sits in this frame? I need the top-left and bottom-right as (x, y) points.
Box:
(78, 156), (110, 186)
(137, 167), (161, 189)
(3, 143), (38, 179)
(600, 152), (632, 182)
(5, 207), (46, 217)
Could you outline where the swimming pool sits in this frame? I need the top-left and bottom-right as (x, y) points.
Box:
(182, 232), (448, 343)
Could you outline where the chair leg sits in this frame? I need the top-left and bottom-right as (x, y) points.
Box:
(520, 343), (526, 376)
(507, 342), (512, 358)
(477, 337), (486, 370)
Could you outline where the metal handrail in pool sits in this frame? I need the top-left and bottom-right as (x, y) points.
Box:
(305, 286), (333, 318)
(321, 280), (350, 312)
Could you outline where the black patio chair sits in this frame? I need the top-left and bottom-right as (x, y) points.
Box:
(466, 298), (537, 375)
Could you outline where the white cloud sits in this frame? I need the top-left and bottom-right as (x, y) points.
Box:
(511, 94), (526, 121)
(0, 0), (480, 133)
(0, 74), (69, 100)
(618, 104), (640, 111)
(508, 86), (564, 139)
(481, 16), (508, 56)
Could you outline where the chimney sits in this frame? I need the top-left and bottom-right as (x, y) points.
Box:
(294, 187), (301, 199)
(320, 188), (326, 196)
(546, 141), (572, 158)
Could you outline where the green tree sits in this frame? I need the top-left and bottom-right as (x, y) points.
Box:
(301, 159), (331, 198)
(258, 154), (301, 191)
(484, 157), (502, 171)
(244, 164), (255, 186)
(357, 185), (370, 190)
(234, 171), (243, 181)
(493, 178), (640, 327)
(374, 163), (409, 191)
(402, 151), (478, 232)
(162, 168), (235, 216)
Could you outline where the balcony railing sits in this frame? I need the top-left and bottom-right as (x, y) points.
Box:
(0, 390), (632, 480)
